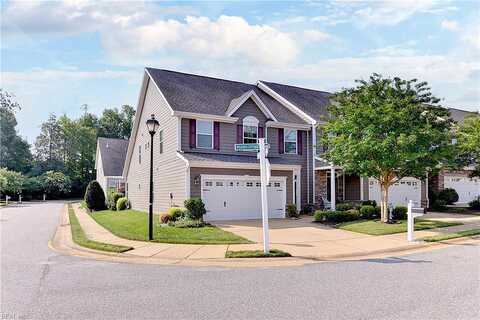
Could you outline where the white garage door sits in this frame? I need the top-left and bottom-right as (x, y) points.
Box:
(369, 177), (422, 207)
(444, 176), (480, 203)
(201, 175), (286, 221)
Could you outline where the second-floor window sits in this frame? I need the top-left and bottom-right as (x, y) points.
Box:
(284, 129), (297, 154)
(159, 129), (164, 154)
(196, 120), (213, 149)
(138, 145), (141, 163)
(243, 116), (258, 144)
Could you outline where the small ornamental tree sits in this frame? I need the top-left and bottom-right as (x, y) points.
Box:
(84, 180), (106, 211)
(323, 74), (454, 222)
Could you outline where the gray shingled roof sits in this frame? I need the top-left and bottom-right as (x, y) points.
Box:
(97, 137), (129, 176)
(145, 68), (307, 124)
(261, 81), (332, 122)
(181, 151), (295, 165)
(448, 107), (479, 124)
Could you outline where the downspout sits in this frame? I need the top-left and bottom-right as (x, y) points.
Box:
(312, 124), (317, 205)
(306, 130), (310, 205)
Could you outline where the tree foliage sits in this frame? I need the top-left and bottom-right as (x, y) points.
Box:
(456, 115), (480, 177)
(0, 168), (25, 196)
(84, 180), (106, 211)
(41, 171), (71, 197)
(323, 74), (454, 221)
(98, 105), (135, 139)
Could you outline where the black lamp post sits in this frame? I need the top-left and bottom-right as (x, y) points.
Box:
(146, 114), (159, 240)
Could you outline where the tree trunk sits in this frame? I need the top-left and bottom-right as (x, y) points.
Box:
(380, 183), (390, 222)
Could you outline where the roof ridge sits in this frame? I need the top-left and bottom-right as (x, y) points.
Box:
(261, 80), (332, 95)
(146, 67), (255, 87)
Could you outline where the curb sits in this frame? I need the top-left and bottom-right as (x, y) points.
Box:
(49, 205), (480, 268)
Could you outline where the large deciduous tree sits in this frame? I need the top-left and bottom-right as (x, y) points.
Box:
(97, 105), (135, 139)
(456, 115), (480, 177)
(0, 89), (32, 173)
(323, 74), (454, 222)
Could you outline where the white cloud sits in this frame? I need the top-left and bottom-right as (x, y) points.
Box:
(462, 25), (480, 51)
(303, 30), (331, 42)
(441, 19), (459, 31)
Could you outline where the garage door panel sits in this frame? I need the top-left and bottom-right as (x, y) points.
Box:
(444, 176), (480, 203)
(369, 177), (422, 207)
(202, 175), (286, 221)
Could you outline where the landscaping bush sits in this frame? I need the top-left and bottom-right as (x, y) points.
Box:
(116, 197), (129, 211)
(84, 181), (106, 211)
(432, 199), (447, 211)
(107, 189), (123, 210)
(313, 210), (360, 223)
(168, 219), (206, 228)
(359, 205), (378, 219)
(300, 203), (315, 215)
(362, 200), (377, 207)
(438, 188), (459, 205)
(469, 197), (480, 210)
(167, 207), (188, 221)
(392, 206), (408, 220)
(184, 197), (206, 220)
(336, 203), (355, 211)
(286, 204), (298, 218)
(159, 213), (171, 224)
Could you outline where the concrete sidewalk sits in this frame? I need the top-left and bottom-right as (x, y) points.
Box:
(61, 204), (480, 267)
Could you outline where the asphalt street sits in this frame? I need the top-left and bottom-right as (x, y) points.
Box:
(1, 202), (479, 320)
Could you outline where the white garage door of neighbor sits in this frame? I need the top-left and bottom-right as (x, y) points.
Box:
(444, 176), (480, 203)
(201, 175), (286, 221)
(369, 177), (422, 207)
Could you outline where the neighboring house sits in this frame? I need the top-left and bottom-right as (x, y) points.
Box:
(429, 108), (480, 204)
(95, 137), (129, 195)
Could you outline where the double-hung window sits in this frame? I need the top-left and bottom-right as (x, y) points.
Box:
(284, 129), (297, 154)
(243, 116), (259, 144)
(159, 130), (164, 154)
(196, 120), (213, 149)
(138, 145), (141, 163)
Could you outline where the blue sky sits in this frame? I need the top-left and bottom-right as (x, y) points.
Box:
(2, 0), (479, 143)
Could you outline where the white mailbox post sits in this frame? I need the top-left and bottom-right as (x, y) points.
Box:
(407, 200), (424, 242)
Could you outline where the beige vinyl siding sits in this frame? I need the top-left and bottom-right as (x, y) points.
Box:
(95, 150), (108, 196)
(189, 167), (294, 204)
(126, 79), (187, 213)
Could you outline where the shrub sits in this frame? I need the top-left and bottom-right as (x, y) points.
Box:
(184, 197), (206, 220)
(159, 213), (171, 224)
(432, 199), (447, 211)
(84, 181), (106, 211)
(168, 219), (206, 228)
(392, 206), (408, 220)
(360, 205), (377, 219)
(107, 189), (123, 210)
(286, 204), (298, 218)
(469, 197), (480, 210)
(362, 200), (377, 207)
(336, 203), (355, 211)
(300, 203), (315, 215)
(438, 188), (459, 205)
(313, 210), (360, 223)
(167, 207), (187, 221)
(116, 197), (129, 211)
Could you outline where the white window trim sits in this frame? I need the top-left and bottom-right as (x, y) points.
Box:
(284, 128), (297, 154)
(242, 116), (259, 145)
(196, 120), (214, 149)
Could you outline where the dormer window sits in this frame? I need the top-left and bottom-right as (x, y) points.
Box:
(243, 116), (259, 144)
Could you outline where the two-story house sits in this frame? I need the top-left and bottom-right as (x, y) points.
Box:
(122, 68), (332, 221)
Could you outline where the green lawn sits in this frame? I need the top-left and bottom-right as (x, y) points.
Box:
(68, 205), (133, 253)
(225, 249), (291, 258)
(422, 229), (480, 242)
(338, 219), (462, 236)
(90, 209), (252, 244)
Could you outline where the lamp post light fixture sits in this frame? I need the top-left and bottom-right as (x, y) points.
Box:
(146, 114), (160, 240)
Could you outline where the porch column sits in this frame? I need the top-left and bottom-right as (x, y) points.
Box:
(330, 167), (336, 210)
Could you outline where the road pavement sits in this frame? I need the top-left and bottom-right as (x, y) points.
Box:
(1, 202), (479, 320)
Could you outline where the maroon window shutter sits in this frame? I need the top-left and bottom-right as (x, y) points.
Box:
(278, 128), (284, 154)
(237, 124), (243, 144)
(189, 119), (196, 148)
(213, 121), (220, 150)
(258, 126), (264, 139)
(297, 130), (303, 155)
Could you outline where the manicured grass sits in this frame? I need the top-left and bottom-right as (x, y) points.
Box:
(90, 209), (252, 244)
(338, 219), (462, 236)
(225, 249), (291, 258)
(68, 205), (133, 253)
(422, 229), (480, 242)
